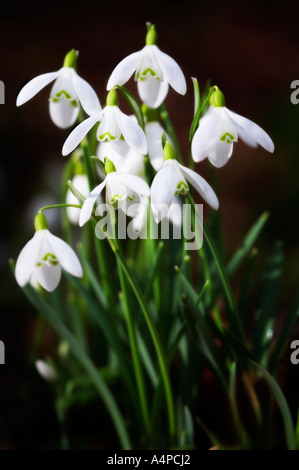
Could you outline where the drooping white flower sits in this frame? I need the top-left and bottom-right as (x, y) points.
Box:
(15, 213), (83, 292)
(107, 24), (186, 108)
(79, 158), (150, 227)
(191, 88), (275, 168)
(66, 174), (90, 224)
(151, 142), (219, 223)
(62, 89), (147, 156)
(35, 360), (57, 383)
(96, 136), (145, 178)
(16, 49), (101, 129)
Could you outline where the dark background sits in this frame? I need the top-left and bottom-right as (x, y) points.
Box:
(0, 0), (298, 449)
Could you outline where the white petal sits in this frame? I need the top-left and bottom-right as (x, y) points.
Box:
(151, 161), (181, 222)
(232, 121), (258, 148)
(179, 164), (219, 210)
(115, 108), (148, 154)
(62, 113), (101, 156)
(79, 180), (107, 226)
(72, 70), (102, 116)
(97, 106), (121, 141)
(153, 46), (186, 95)
(34, 262), (61, 292)
(16, 70), (61, 106)
(46, 230), (83, 277)
(191, 109), (218, 162)
(167, 197), (183, 227)
(107, 50), (143, 90)
(208, 140), (234, 168)
(116, 174), (150, 196)
(66, 174), (90, 224)
(145, 121), (165, 171)
(137, 79), (169, 108)
(106, 172), (127, 205)
(49, 99), (79, 129)
(15, 231), (42, 287)
(227, 108), (274, 153)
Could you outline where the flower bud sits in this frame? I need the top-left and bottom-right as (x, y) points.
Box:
(63, 49), (78, 68)
(34, 212), (48, 231)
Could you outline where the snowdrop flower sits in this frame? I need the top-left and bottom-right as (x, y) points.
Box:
(96, 137), (145, 177)
(151, 141), (219, 223)
(16, 49), (101, 129)
(79, 158), (150, 227)
(191, 87), (275, 168)
(107, 24), (186, 108)
(35, 360), (57, 383)
(62, 88), (147, 156)
(15, 213), (83, 292)
(66, 174), (90, 224)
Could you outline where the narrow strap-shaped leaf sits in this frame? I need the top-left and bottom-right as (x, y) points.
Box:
(189, 77), (201, 143)
(117, 85), (145, 130)
(22, 283), (132, 450)
(227, 211), (269, 277)
(250, 360), (295, 450)
(253, 241), (284, 364)
(269, 291), (299, 373)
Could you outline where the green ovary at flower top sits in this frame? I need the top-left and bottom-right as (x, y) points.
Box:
(191, 86), (275, 168)
(15, 213), (83, 292)
(16, 49), (101, 129)
(151, 141), (219, 224)
(107, 24), (187, 108)
(62, 88), (148, 157)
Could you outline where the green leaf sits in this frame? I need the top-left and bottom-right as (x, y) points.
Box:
(189, 77), (201, 143)
(269, 291), (299, 373)
(182, 296), (227, 388)
(117, 85), (145, 130)
(67, 179), (86, 205)
(250, 360), (295, 450)
(253, 241), (284, 364)
(227, 211), (269, 277)
(21, 283), (132, 450)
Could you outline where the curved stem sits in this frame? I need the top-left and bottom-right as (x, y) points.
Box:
(39, 203), (81, 213)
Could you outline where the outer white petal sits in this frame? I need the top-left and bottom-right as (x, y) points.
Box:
(116, 174), (150, 197)
(97, 140), (145, 176)
(191, 110), (217, 162)
(62, 113), (101, 156)
(167, 197), (183, 227)
(115, 108), (148, 154)
(137, 79), (169, 108)
(145, 121), (165, 171)
(72, 70), (102, 116)
(49, 99), (79, 129)
(179, 164), (219, 210)
(153, 46), (186, 95)
(232, 121), (258, 148)
(226, 108), (275, 153)
(16, 70), (61, 106)
(208, 140), (234, 168)
(66, 174), (90, 224)
(79, 180), (107, 227)
(15, 231), (42, 287)
(151, 161), (181, 222)
(35, 262), (61, 292)
(46, 230), (83, 278)
(107, 50), (143, 90)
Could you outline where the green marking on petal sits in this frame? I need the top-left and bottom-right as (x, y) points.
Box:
(110, 194), (124, 203)
(128, 195), (136, 201)
(220, 132), (235, 143)
(175, 181), (189, 196)
(99, 132), (116, 141)
(49, 259), (59, 266)
(43, 253), (57, 262)
(55, 90), (72, 100)
(36, 262), (42, 267)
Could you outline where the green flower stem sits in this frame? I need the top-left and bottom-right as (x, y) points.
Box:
(81, 137), (94, 191)
(39, 203), (81, 213)
(106, 235), (176, 444)
(159, 104), (183, 164)
(187, 194), (245, 342)
(117, 258), (151, 436)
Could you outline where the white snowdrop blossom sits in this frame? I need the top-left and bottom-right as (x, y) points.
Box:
(66, 174), (90, 224)
(191, 88), (275, 168)
(35, 360), (57, 383)
(15, 213), (83, 292)
(79, 158), (150, 227)
(107, 25), (186, 108)
(145, 120), (169, 171)
(62, 89), (147, 156)
(16, 50), (101, 129)
(151, 142), (219, 223)
(96, 136), (145, 177)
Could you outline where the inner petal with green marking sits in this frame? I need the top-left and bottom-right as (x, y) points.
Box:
(175, 180), (189, 196)
(219, 132), (236, 143)
(37, 253), (59, 267)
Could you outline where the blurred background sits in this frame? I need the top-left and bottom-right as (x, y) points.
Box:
(0, 0), (298, 449)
